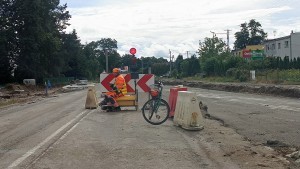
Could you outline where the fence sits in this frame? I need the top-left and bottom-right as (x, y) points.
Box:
(255, 69), (300, 83)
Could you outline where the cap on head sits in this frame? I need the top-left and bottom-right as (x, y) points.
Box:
(112, 68), (120, 73)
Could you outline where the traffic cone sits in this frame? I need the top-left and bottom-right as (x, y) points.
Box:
(85, 86), (98, 109)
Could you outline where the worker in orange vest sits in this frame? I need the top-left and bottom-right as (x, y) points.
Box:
(100, 68), (127, 111)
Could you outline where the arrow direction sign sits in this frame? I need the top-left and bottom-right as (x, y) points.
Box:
(124, 74), (135, 92)
(137, 74), (153, 92)
(100, 73), (154, 93)
(101, 74), (115, 91)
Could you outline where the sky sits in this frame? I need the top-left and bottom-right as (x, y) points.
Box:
(59, 0), (300, 59)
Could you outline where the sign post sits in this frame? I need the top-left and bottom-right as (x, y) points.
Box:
(129, 48), (138, 102)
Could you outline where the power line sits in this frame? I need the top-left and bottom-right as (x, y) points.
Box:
(210, 29), (232, 50)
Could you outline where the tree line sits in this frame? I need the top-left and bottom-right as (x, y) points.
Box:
(1, 1), (299, 85)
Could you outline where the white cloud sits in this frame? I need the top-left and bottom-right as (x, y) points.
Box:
(62, 0), (300, 58)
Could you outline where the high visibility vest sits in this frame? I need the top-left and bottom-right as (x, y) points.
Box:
(115, 74), (127, 95)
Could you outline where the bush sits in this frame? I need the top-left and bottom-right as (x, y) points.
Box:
(226, 68), (237, 77)
(226, 68), (249, 82)
(239, 74), (248, 82)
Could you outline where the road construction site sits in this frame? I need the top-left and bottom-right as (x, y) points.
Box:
(1, 82), (300, 168)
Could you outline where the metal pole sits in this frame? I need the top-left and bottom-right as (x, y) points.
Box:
(227, 30), (230, 50)
(105, 49), (108, 73)
(169, 49), (172, 76)
(141, 57), (144, 74)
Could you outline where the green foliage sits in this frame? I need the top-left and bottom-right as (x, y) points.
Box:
(234, 19), (267, 49)
(180, 60), (189, 77)
(62, 30), (85, 79)
(199, 36), (228, 61)
(255, 69), (300, 84)
(10, 0), (71, 83)
(226, 68), (249, 82)
(174, 54), (184, 73)
(198, 35), (232, 77)
(2, 1), (300, 85)
(202, 57), (217, 76)
(151, 63), (169, 76)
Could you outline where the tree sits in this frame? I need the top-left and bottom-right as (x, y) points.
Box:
(234, 23), (249, 49)
(95, 38), (120, 72)
(0, 33), (14, 83)
(0, 0), (15, 83)
(174, 54), (183, 73)
(12, 0), (71, 82)
(234, 19), (267, 49)
(188, 55), (201, 76)
(198, 36), (228, 62)
(61, 30), (86, 79)
(151, 63), (169, 76)
(198, 36), (230, 75)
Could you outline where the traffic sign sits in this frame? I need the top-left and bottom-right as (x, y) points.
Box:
(137, 74), (153, 92)
(129, 48), (136, 55)
(100, 73), (154, 93)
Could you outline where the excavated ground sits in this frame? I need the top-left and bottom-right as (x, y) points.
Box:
(161, 79), (300, 99)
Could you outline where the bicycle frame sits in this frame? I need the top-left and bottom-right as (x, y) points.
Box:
(148, 83), (163, 119)
(142, 81), (170, 125)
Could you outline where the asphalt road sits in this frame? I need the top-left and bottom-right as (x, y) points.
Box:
(185, 86), (300, 147)
(0, 86), (233, 169)
(0, 84), (296, 168)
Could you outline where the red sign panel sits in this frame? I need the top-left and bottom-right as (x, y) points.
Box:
(100, 74), (154, 93)
(243, 49), (251, 58)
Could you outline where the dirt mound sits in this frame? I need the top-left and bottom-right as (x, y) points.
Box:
(161, 79), (300, 98)
(4, 84), (25, 91)
(0, 84), (61, 108)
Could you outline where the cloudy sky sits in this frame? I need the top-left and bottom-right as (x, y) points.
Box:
(59, 0), (300, 59)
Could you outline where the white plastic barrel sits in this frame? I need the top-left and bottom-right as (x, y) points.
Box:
(173, 91), (204, 131)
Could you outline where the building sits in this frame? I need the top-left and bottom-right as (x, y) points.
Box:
(264, 31), (300, 59)
(232, 45), (264, 60)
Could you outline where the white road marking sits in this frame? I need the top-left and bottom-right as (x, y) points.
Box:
(6, 110), (92, 169)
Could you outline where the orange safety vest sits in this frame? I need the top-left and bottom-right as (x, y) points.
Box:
(115, 74), (127, 95)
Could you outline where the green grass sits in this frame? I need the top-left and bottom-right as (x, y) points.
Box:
(183, 76), (239, 83)
(256, 69), (300, 85)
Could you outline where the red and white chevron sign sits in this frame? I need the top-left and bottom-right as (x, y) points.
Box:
(100, 73), (154, 93)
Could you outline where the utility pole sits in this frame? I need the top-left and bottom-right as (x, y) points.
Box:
(141, 57), (144, 74)
(210, 29), (231, 51)
(169, 49), (172, 76)
(210, 31), (216, 37)
(186, 51), (189, 58)
(225, 29), (231, 51)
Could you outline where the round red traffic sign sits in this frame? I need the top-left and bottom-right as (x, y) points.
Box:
(129, 48), (136, 55)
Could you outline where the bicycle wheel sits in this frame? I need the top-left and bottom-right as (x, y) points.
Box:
(142, 98), (170, 125)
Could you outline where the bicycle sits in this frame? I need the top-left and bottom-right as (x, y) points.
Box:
(141, 82), (170, 125)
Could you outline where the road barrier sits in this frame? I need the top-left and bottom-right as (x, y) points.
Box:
(168, 85), (187, 117)
(85, 85), (98, 109)
(173, 91), (204, 131)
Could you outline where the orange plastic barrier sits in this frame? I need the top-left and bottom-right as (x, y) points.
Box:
(168, 86), (187, 117)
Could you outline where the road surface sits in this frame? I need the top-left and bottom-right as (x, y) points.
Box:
(185, 87), (300, 147)
(0, 84), (292, 169)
